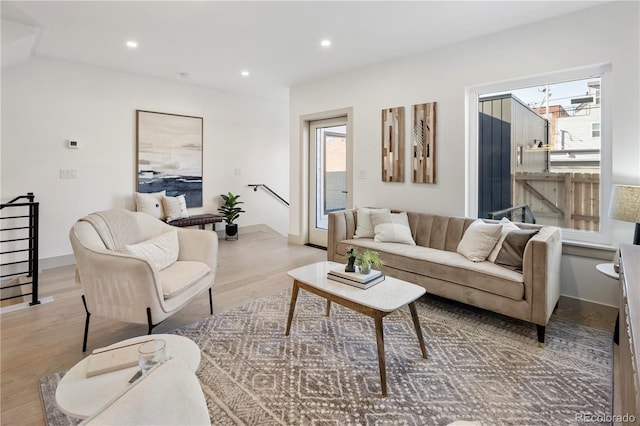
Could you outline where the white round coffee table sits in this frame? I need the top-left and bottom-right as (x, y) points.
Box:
(55, 334), (200, 419)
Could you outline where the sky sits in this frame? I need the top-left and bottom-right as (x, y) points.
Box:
(482, 77), (600, 116)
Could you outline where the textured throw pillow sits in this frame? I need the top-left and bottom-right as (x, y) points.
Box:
(370, 211), (416, 245)
(494, 229), (539, 272)
(162, 195), (189, 222)
(124, 230), (179, 271)
(488, 217), (521, 263)
(135, 191), (166, 220)
(354, 207), (391, 238)
(456, 219), (503, 262)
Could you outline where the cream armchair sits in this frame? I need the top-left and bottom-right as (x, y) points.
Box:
(70, 210), (218, 352)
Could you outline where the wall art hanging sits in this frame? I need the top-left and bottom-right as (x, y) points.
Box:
(382, 106), (405, 182)
(412, 102), (436, 183)
(136, 110), (203, 207)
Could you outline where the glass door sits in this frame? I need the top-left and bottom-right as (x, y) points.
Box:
(308, 117), (348, 247)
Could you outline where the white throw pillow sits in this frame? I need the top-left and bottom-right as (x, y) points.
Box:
(370, 211), (416, 245)
(162, 195), (189, 222)
(354, 207), (391, 238)
(124, 230), (179, 271)
(135, 191), (166, 220)
(456, 219), (503, 262)
(488, 217), (521, 263)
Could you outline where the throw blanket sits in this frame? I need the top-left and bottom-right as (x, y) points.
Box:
(80, 209), (141, 252)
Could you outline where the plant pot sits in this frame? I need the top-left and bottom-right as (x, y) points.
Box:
(359, 264), (371, 275)
(225, 224), (238, 240)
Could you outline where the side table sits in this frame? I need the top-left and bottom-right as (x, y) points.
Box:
(596, 263), (619, 344)
(55, 334), (200, 419)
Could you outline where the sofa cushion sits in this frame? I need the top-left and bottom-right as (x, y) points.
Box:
(494, 229), (539, 272)
(124, 230), (179, 271)
(456, 219), (502, 262)
(406, 213), (475, 252)
(354, 207), (391, 238)
(370, 211), (416, 245)
(336, 239), (525, 301)
(488, 217), (521, 262)
(159, 261), (211, 299)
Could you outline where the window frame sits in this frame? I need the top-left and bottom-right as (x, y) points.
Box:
(465, 63), (613, 245)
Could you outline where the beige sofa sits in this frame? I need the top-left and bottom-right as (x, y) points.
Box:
(328, 209), (562, 345)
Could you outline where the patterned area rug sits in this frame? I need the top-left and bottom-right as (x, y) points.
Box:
(39, 290), (612, 425)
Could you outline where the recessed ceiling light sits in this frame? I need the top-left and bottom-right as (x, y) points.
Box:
(240, 70), (250, 77)
(321, 39), (331, 47)
(126, 40), (138, 49)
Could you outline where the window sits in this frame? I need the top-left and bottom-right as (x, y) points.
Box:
(467, 64), (612, 244)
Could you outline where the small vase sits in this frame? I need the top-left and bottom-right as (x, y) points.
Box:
(359, 264), (371, 275)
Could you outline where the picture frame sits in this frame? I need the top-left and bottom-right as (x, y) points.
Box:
(136, 110), (203, 207)
(412, 102), (436, 183)
(382, 106), (405, 182)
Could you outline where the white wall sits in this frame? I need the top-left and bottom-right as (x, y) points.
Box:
(289, 2), (639, 306)
(1, 57), (290, 261)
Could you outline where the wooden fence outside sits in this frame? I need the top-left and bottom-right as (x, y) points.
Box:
(513, 172), (600, 231)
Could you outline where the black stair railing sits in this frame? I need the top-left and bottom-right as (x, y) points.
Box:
(488, 204), (536, 224)
(0, 192), (40, 306)
(248, 184), (289, 206)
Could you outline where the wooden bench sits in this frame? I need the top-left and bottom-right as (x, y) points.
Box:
(167, 214), (224, 231)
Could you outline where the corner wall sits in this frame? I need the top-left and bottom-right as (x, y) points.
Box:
(289, 1), (639, 306)
(1, 57), (290, 261)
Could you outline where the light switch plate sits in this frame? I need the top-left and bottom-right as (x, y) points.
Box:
(60, 169), (78, 179)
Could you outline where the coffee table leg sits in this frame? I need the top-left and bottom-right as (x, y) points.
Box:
(409, 302), (427, 359)
(325, 300), (331, 316)
(374, 314), (387, 397)
(285, 282), (300, 336)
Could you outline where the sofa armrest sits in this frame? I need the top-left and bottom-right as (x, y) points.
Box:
(328, 209), (357, 261)
(522, 226), (562, 326)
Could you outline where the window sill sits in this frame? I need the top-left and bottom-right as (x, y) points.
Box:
(562, 239), (617, 260)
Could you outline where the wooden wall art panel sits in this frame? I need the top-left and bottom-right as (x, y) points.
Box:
(412, 102), (436, 183)
(382, 106), (405, 182)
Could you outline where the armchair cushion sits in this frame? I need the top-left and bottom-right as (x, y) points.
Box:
(160, 261), (211, 299)
(124, 230), (179, 271)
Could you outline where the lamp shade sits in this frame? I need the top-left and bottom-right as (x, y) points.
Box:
(608, 184), (640, 223)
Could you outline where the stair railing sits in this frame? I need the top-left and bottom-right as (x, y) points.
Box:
(488, 204), (536, 224)
(0, 192), (40, 306)
(247, 184), (289, 206)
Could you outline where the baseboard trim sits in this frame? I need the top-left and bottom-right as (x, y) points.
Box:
(39, 254), (76, 270)
(557, 294), (618, 325)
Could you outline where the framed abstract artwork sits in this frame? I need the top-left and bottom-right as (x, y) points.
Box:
(136, 110), (203, 207)
(412, 102), (436, 183)
(382, 106), (405, 182)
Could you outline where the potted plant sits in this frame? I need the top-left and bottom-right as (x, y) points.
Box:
(356, 249), (383, 274)
(218, 192), (245, 240)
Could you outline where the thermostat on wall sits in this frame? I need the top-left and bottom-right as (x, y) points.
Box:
(66, 140), (79, 149)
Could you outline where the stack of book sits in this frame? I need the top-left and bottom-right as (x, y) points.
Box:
(327, 266), (385, 289)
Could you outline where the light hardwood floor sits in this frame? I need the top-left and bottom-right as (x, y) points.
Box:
(0, 229), (326, 425)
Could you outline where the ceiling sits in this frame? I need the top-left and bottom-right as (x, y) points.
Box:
(1, 1), (607, 102)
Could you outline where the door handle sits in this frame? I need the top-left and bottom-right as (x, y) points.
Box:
(341, 191), (348, 193)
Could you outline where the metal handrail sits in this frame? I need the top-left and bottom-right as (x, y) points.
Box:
(0, 192), (40, 306)
(488, 204), (536, 224)
(247, 184), (289, 206)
